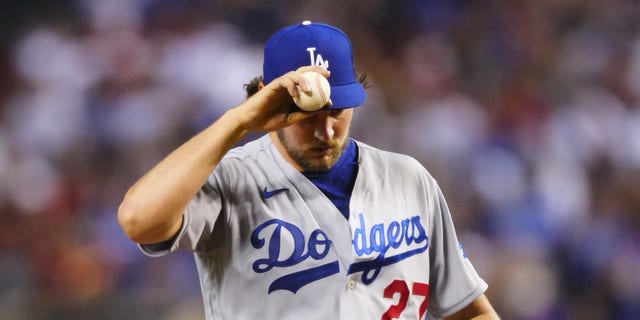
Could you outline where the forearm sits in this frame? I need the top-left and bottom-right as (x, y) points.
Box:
(118, 108), (249, 244)
(117, 66), (327, 244)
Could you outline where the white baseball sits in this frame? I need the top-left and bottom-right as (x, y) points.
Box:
(293, 71), (331, 111)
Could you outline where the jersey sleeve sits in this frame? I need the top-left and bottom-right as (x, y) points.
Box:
(139, 165), (226, 257)
(426, 178), (488, 318)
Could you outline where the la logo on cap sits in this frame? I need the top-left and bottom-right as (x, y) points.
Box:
(263, 20), (367, 109)
(301, 21), (329, 70)
(307, 47), (329, 70)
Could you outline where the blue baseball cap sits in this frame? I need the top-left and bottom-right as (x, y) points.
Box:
(263, 21), (366, 109)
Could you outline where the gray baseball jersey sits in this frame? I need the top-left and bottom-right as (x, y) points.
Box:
(141, 134), (488, 319)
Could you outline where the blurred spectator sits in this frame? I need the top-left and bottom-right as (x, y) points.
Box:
(1, 1), (640, 319)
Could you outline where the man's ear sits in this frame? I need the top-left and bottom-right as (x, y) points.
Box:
(258, 82), (265, 90)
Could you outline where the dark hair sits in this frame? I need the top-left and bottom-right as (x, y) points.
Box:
(244, 76), (264, 98)
(243, 72), (371, 98)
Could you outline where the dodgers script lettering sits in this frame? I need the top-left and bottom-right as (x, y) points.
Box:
(348, 213), (429, 284)
(250, 214), (429, 293)
(251, 219), (339, 293)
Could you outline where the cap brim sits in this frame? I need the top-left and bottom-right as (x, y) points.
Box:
(327, 81), (366, 109)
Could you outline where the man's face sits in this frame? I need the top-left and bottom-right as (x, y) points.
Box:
(275, 108), (354, 172)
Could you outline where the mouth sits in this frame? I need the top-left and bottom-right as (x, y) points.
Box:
(309, 146), (334, 157)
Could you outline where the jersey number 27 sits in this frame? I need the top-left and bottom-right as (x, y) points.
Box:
(382, 280), (429, 320)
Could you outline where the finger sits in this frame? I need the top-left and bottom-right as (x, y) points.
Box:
(296, 65), (331, 79)
(284, 79), (300, 98)
(274, 76), (302, 98)
(282, 72), (310, 96)
(298, 78), (310, 94)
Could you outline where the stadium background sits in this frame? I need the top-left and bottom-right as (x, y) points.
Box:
(0, 0), (639, 319)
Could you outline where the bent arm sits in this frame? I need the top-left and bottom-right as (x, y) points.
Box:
(117, 66), (329, 244)
(444, 294), (500, 320)
(117, 108), (249, 244)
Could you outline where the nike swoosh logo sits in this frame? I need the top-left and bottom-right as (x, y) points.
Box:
(262, 187), (288, 199)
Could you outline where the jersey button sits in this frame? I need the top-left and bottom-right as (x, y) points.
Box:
(347, 280), (356, 289)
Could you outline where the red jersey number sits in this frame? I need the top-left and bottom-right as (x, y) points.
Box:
(382, 280), (430, 320)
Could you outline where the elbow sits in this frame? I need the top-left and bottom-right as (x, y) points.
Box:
(117, 199), (149, 243)
(117, 196), (183, 244)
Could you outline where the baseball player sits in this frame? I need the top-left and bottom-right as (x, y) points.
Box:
(118, 21), (499, 319)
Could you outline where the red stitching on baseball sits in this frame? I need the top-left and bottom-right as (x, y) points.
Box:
(314, 74), (326, 105)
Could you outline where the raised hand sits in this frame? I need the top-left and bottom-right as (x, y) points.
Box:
(233, 66), (331, 132)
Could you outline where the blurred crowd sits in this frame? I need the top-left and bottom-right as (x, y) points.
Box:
(1, 0), (639, 319)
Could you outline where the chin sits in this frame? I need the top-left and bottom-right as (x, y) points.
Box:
(301, 155), (339, 172)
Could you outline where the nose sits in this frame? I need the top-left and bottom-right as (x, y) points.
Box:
(312, 114), (334, 142)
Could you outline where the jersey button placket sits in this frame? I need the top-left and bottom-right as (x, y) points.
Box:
(347, 280), (356, 289)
